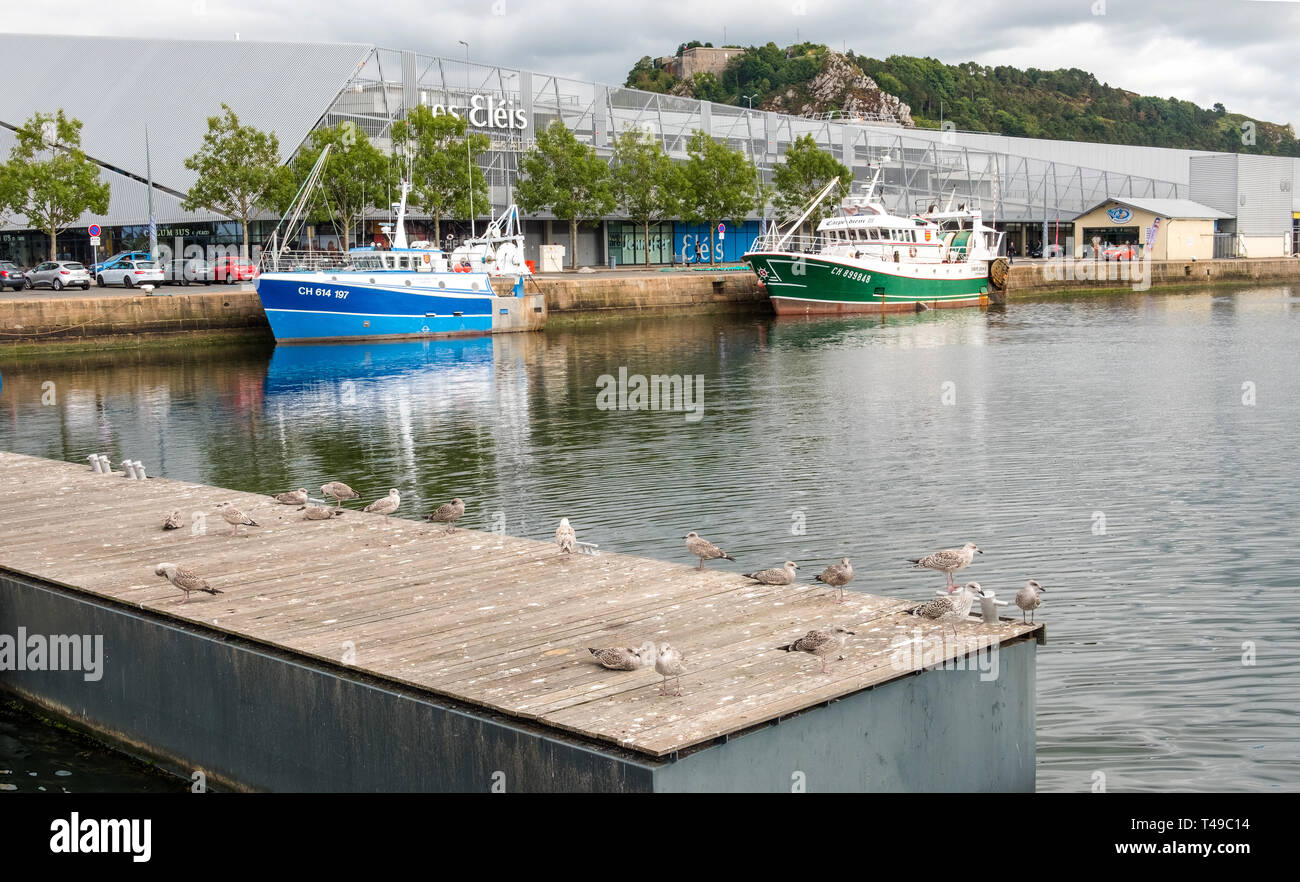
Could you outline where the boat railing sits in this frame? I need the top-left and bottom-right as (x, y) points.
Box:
(259, 250), (357, 274)
(747, 231), (839, 254)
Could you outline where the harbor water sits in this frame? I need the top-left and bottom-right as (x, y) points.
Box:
(1, 284), (1297, 792)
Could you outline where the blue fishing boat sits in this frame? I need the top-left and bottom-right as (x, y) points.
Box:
(255, 146), (541, 344)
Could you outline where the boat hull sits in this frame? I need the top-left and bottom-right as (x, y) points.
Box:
(255, 272), (498, 342)
(744, 252), (991, 315)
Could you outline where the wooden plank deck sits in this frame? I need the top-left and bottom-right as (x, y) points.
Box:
(0, 451), (1041, 757)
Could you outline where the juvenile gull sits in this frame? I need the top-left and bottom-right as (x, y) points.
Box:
(655, 643), (685, 696)
(814, 557), (854, 603)
(778, 626), (855, 674)
(217, 502), (259, 536)
(910, 582), (986, 634)
(162, 510), (182, 531)
(1015, 579), (1046, 623)
(744, 560), (799, 585)
(555, 517), (577, 554)
(320, 481), (361, 506)
(363, 488), (401, 517)
(273, 489), (309, 505)
(154, 563), (223, 604)
(908, 542), (982, 589)
(588, 646), (642, 671)
(426, 497), (465, 533)
(303, 506), (345, 521)
(684, 532), (734, 570)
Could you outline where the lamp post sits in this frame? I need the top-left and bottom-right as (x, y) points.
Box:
(459, 39), (475, 239)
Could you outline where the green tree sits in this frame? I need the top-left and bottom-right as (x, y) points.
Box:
(679, 130), (756, 264)
(772, 134), (852, 234)
(277, 122), (392, 251)
(516, 121), (615, 269)
(392, 107), (490, 244)
(182, 103), (287, 259)
(610, 129), (682, 266)
(7, 110), (110, 260)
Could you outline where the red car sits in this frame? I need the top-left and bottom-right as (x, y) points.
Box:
(1103, 244), (1137, 260)
(210, 256), (259, 283)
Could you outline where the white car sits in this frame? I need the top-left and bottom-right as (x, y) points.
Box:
(96, 259), (165, 289)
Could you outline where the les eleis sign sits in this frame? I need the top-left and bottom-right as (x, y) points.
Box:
(428, 94), (527, 131)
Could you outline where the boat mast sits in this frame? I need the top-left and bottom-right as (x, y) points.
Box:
(774, 176), (841, 250)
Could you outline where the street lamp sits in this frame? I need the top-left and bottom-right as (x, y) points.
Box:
(744, 94), (757, 109)
(459, 39), (475, 238)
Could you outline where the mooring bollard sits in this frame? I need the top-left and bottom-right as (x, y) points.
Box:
(121, 460), (138, 479)
(97, 454), (111, 473)
(88, 454), (103, 474)
(979, 590), (1009, 624)
(133, 461), (148, 480)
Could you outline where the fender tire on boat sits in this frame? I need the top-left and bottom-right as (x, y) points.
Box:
(989, 257), (1010, 292)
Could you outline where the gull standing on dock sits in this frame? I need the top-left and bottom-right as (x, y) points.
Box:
(273, 488), (308, 505)
(655, 643), (685, 696)
(427, 497), (465, 533)
(910, 582), (986, 634)
(320, 481), (361, 506)
(1015, 580), (1045, 623)
(364, 488), (401, 516)
(217, 502), (259, 536)
(154, 563), (223, 604)
(684, 532), (734, 570)
(303, 506), (345, 521)
(815, 557), (854, 603)
(744, 561), (799, 585)
(908, 542), (982, 590)
(778, 626), (855, 674)
(556, 517), (577, 554)
(588, 646), (642, 671)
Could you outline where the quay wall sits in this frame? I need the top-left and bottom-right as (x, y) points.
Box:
(3, 258), (1298, 347)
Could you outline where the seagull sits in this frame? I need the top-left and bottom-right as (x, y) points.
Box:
(363, 488), (401, 516)
(910, 582), (986, 634)
(303, 506), (345, 521)
(217, 502), (259, 536)
(908, 542), (982, 590)
(320, 481), (360, 506)
(588, 646), (642, 671)
(744, 560), (799, 585)
(815, 557), (854, 603)
(655, 643), (685, 696)
(778, 626), (855, 674)
(684, 532), (734, 570)
(426, 497), (465, 533)
(556, 517), (577, 554)
(162, 510), (182, 531)
(154, 563), (223, 604)
(273, 489), (308, 505)
(1015, 579), (1046, 623)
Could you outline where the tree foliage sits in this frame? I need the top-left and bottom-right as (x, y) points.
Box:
(610, 129), (682, 266)
(275, 122), (393, 251)
(392, 107), (490, 243)
(516, 121), (615, 269)
(772, 134), (853, 233)
(625, 42), (1299, 156)
(5, 110), (111, 260)
(679, 129), (757, 263)
(182, 103), (287, 258)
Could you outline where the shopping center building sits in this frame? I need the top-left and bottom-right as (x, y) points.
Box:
(2, 33), (1297, 269)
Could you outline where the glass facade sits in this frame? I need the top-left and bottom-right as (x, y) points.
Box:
(608, 221), (676, 266)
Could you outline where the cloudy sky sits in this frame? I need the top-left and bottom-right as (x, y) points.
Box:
(10, 0), (1299, 127)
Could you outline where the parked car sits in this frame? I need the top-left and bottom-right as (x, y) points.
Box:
(1103, 243), (1137, 260)
(96, 259), (164, 288)
(90, 251), (153, 275)
(210, 256), (259, 283)
(0, 261), (26, 291)
(164, 257), (215, 286)
(25, 260), (92, 291)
